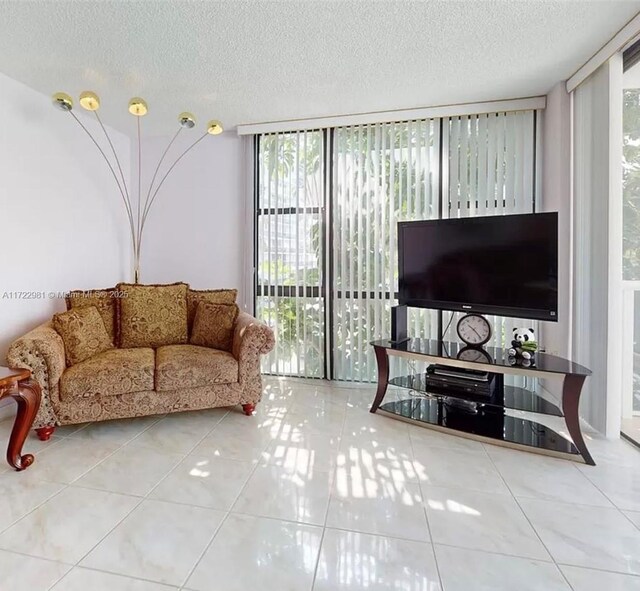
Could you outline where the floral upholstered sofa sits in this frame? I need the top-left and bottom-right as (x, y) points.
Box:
(7, 282), (275, 440)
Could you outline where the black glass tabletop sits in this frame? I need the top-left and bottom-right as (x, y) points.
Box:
(371, 338), (591, 377)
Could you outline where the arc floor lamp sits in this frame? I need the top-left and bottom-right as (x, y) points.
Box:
(52, 91), (223, 283)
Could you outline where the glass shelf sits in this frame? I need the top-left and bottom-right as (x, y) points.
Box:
(389, 374), (563, 417)
(380, 397), (578, 457)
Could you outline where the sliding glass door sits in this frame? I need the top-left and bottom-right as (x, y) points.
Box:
(255, 110), (538, 382)
(256, 131), (326, 377)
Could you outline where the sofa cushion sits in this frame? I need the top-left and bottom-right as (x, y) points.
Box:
(155, 344), (239, 391)
(117, 282), (188, 348)
(66, 287), (118, 345)
(53, 306), (113, 366)
(191, 302), (239, 352)
(187, 288), (237, 333)
(60, 348), (155, 400)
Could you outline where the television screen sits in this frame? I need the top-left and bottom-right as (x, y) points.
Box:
(398, 212), (558, 321)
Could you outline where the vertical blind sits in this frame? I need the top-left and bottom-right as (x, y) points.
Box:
(256, 110), (539, 381)
(332, 120), (440, 381)
(446, 111), (537, 352)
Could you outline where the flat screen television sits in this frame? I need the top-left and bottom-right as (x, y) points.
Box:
(398, 212), (558, 321)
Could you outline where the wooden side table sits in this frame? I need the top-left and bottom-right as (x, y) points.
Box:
(0, 367), (41, 471)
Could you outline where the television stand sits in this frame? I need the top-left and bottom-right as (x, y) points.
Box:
(370, 338), (594, 465)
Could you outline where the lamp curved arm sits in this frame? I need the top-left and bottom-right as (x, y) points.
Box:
(142, 127), (182, 221)
(139, 132), (208, 235)
(69, 111), (136, 251)
(94, 111), (133, 218)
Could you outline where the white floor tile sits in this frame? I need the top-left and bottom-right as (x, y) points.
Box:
(52, 423), (91, 437)
(132, 409), (226, 454)
(313, 528), (441, 591)
(0, 472), (64, 531)
(192, 428), (272, 462)
(75, 442), (184, 496)
(24, 437), (121, 484)
(486, 446), (613, 506)
(338, 434), (418, 485)
(0, 548), (70, 591)
(342, 410), (410, 444)
(186, 513), (322, 591)
(626, 510), (640, 529)
(67, 415), (162, 444)
(423, 486), (549, 560)
(519, 497), (640, 574)
(561, 565), (640, 591)
(262, 431), (341, 474)
(5, 377), (640, 590)
(279, 406), (346, 436)
(412, 445), (509, 494)
(0, 486), (139, 563)
(579, 462), (640, 511)
(327, 478), (430, 542)
(435, 545), (570, 591)
(232, 464), (332, 526)
(215, 410), (281, 436)
(580, 437), (640, 468)
(81, 499), (225, 586)
(215, 413), (286, 445)
(52, 567), (177, 590)
(151, 453), (254, 510)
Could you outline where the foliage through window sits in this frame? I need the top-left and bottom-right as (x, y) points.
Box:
(624, 89), (640, 280)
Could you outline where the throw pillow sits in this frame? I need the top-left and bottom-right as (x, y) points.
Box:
(53, 306), (113, 366)
(117, 282), (188, 348)
(187, 288), (238, 333)
(190, 302), (239, 351)
(66, 287), (117, 345)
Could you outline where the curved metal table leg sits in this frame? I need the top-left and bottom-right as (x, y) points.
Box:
(370, 346), (389, 413)
(562, 374), (595, 466)
(6, 378), (41, 471)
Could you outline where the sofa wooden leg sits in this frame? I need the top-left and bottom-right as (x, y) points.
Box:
(35, 426), (55, 441)
(242, 404), (256, 416)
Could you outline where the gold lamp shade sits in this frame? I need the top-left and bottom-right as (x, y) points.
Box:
(128, 97), (148, 116)
(52, 92), (73, 111)
(207, 120), (223, 135)
(79, 91), (100, 111)
(178, 112), (196, 128)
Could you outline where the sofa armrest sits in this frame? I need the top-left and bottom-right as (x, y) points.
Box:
(232, 313), (275, 402)
(232, 312), (275, 359)
(6, 322), (66, 428)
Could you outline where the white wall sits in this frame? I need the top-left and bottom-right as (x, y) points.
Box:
(0, 73), (131, 417)
(138, 133), (248, 305)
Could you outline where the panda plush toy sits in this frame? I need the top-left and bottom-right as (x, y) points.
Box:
(508, 328), (537, 361)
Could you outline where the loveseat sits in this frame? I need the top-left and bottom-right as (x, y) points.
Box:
(7, 282), (275, 441)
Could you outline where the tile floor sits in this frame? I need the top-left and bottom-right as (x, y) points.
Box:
(0, 378), (640, 590)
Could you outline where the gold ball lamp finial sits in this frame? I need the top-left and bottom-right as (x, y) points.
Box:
(52, 92), (73, 111)
(79, 91), (100, 111)
(178, 112), (196, 129)
(128, 97), (148, 116)
(207, 120), (223, 135)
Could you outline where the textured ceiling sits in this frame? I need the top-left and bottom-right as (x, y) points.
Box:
(0, 0), (638, 136)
